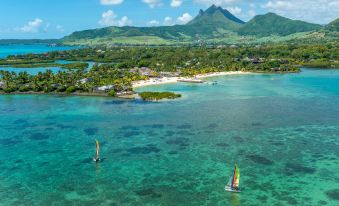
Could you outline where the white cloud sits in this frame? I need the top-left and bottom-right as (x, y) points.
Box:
(248, 9), (256, 18)
(147, 20), (160, 26)
(193, 0), (238, 7)
(163, 16), (174, 26)
(100, 0), (124, 5)
(226, 6), (242, 15)
(98, 10), (132, 27)
(171, 0), (183, 7)
(262, 0), (339, 24)
(20, 18), (43, 33)
(44, 23), (50, 32)
(142, 0), (163, 8)
(119, 16), (132, 26)
(56, 25), (64, 33)
(177, 13), (193, 24)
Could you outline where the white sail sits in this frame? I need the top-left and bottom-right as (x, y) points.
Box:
(226, 176), (232, 187)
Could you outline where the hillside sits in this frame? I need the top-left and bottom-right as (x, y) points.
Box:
(238, 13), (321, 36)
(325, 18), (339, 32)
(62, 5), (246, 45)
(187, 5), (244, 30)
(61, 5), (336, 45)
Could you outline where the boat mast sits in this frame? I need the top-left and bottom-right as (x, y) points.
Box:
(95, 139), (99, 159)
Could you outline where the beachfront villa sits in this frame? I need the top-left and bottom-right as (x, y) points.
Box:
(79, 77), (92, 84)
(130, 67), (158, 77)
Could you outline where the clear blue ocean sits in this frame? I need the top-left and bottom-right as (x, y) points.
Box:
(0, 46), (338, 205)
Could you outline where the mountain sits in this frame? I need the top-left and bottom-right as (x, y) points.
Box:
(62, 5), (245, 45)
(61, 5), (335, 45)
(187, 5), (244, 30)
(324, 18), (339, 32)
(238, 13), (321, 36)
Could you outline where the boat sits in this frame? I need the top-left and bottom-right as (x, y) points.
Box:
(93, 139), (100, 162)
(225, 164), (241, 193)
(178, 78), (205, 83)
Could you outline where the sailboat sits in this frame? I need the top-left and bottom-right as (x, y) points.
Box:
(93, 139), (100, 162)
(225, 164), (241, 193)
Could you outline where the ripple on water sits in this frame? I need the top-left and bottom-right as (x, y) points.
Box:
(126, 144), (160, 154)
(56, 124), (75, 129)
(28, 132), (49, 141)
(246, 154), (274, 165)
(119, 125), (139, 130)
(83, 128), (98, 136)
(122, 131), (142, 138)
(207, 123), (218, 129)
(135, 188), (162, 198)
(325, 189), (339, 200)
(215, 143), (229, 147)
(144, 124), (165, 129)
(166, 137), (190, 147)
(0, 137), (22, 146)
(177, 124), (192, 129)
(284, 163), (316, 175)
(13, 119), (28, 124)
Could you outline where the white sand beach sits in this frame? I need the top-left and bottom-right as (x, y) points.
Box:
(132, 71), (249, 88)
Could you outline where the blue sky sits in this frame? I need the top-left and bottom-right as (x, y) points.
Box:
(0, 0), (338, 39)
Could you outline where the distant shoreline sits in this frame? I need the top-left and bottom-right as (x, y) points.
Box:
(132, 71), (251, 88)
(0, 91), (137, 99)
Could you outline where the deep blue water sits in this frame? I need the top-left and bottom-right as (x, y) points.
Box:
(0, 68), (338, 205)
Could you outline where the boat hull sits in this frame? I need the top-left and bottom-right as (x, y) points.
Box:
(225, 186), (241, 193)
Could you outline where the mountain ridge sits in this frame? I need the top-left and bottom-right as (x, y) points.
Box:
(62, 5), (336, 45)
(238, 12), (321, 36)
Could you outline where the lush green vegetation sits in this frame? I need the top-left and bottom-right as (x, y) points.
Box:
(325, 18), (339, 32)
(0, 63), (146, 96)
(139, 92), (181, 101)
(238, 13), (321, 36)
(61, 5), (336, 46)
(0, 43), (337, 97)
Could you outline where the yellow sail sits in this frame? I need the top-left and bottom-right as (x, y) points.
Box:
(233, 165), (240, 188)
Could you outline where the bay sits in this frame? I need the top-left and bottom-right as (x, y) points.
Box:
(0, 68), (338, 205)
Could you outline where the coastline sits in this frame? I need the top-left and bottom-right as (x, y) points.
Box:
(0, 91), (137, 99)
(132, 71), (250, 88)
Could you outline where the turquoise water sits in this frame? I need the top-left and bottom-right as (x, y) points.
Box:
(0, 45), (93, 74)
(0, 66), (62, 75)
(0, 44), (75, 58)
(0, 69), (339, 205)
(0, 61), (95, 75)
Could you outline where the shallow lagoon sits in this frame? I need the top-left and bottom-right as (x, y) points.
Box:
(0, 69), (338, 205)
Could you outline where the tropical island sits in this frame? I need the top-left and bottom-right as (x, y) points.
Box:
(0, 42), (337, 98)
(0, 5), (338, 98)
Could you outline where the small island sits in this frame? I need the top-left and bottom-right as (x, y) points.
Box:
(139, 92), (181, 101)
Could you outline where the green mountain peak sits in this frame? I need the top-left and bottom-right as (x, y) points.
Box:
(189, 5), (245, 25)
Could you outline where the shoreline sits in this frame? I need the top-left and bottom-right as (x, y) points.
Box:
(132, 71), (250, 88)
(0, 91), (137, 99)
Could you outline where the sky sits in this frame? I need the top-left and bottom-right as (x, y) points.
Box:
(0, 0), (338, 39)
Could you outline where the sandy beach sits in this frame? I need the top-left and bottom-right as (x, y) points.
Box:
(132, 71), (249, 88)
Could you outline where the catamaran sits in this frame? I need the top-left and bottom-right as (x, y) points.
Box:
(93, 139), (100, 162)
(225, 164), (240, 193)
